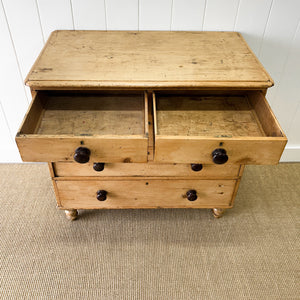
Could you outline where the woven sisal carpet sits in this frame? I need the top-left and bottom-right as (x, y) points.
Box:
(0, 163), (299, 299)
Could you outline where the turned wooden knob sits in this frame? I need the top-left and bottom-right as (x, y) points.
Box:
(212, 148), (228, 164)
(74, 147), (91, 164)
(186, 190), (197, 201)
(97, 190), (107, 201)
(191, 164), (203, 172)
(93, 163), (105, 172)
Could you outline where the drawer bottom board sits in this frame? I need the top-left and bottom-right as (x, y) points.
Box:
(55, 179), (237, 209)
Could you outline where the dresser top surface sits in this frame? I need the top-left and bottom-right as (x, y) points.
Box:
(26, 30), (273, 89)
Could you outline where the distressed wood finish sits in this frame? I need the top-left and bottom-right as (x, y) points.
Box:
(154, 91), (287, 164)
(16, 91), (149, 162)
(53, 162), (241, 178)
(56, 179), (236, 209)
(211, 165), (244, 218)
(25, 31), (273, 89)
(16, 135), (148, 163)
(14, 31), (287, 219)
(156, 95), (265, 137)
(38, 94), (146, 136)
(247, 91), (286, 137)
(155, 137), (286, 165)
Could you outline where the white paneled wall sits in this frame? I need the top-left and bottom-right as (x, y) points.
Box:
(72, 0), (106, 30)
(203, 0), (240, 31)
(0, 0), (300, 162)
(107, 0), (138, 30)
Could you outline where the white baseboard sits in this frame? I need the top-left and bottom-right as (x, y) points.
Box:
(280, 146), (300, 162)
(0, 146), (21, 163)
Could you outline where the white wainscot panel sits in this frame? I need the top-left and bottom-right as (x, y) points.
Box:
(2, 0), (44, 101)
(106, 0), (138, 30)
(72, 0), (106, 30)
(139, 0), (172, 30)
(273, 23), (300, 134)
(203, 0), (239, 31)
(234, 0), (272, 55)
(0, 3), (28, 136)
(37, 0), (74, 40)
(2, 0), (44, 79)
(287, 103), (300, 143)
(259, 0), (300, 109)
(171, 0), (206, 31)
(0, 104), (21, 163)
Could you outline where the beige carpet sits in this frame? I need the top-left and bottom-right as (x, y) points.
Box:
(0, 163), (299, 299)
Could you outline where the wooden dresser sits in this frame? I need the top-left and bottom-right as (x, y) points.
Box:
(16, 31), (287, 220)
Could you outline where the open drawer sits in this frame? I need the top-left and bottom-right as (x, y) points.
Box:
(153, 91), (287, 164)
(16, 91), (149, 162)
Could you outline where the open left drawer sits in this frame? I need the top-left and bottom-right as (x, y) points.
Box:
(16, 91), (149, 163)
(153, 91), (287, 165)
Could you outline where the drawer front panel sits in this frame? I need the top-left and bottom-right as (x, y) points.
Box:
(17, 137), (148, 163)
(56, 179), (236, 209)
(53, 162), (240, 178)
(153, 91), (287, 165)
(155, 138), (286, 165)
(16, 91), (149, 163)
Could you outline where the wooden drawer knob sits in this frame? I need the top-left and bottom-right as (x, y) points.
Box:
(191, 164), (203, 172)
(74, 147), (90, 164)
(186, 190), (197, 201)
(97, 190), (107, 201)
(212, 148), (228, 164)
(93, 163), (105, 172)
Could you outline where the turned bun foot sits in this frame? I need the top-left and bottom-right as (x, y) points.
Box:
(212, 208), (225, 218)
(65, 209), (78, 220)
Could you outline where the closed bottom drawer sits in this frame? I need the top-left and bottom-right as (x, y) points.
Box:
(56, 179), (237, 209)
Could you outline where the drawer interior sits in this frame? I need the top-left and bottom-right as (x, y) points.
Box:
(153, 90), (286, 164)
(17, 89), (285, 164)
(154, 91), (284, 138)
(19, 91), (147, 137)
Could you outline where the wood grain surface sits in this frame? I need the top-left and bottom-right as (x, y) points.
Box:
(155, 95), (265, 137)
(25, 31), (273, 89)
(56, 179), (237, 209)
(16, 91), (149, 162)
(52, 162), (241, 178)
(154, 91), (287, 164)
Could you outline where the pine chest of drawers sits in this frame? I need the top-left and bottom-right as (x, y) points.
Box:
(16, 31), (287, 220)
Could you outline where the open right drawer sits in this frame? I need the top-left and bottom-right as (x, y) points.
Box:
(153, 91), (287, 164)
